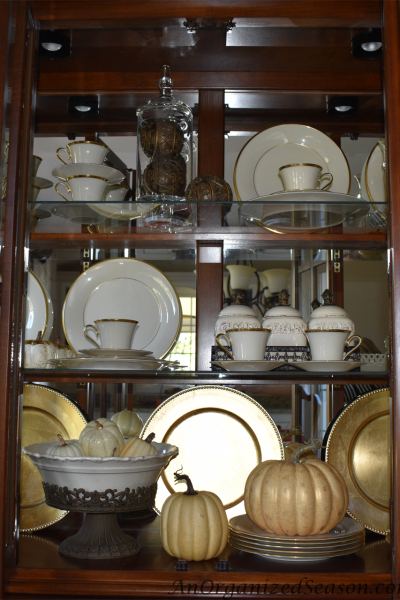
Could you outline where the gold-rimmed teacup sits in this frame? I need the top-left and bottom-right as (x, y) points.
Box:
(55, 174), (109, 202)
(278, 163), (333, 192)
(56, 140), (110, 165)
(84, 319), (139, 350)
(305, 329), (362, 361)
(216, 328), (270, 361)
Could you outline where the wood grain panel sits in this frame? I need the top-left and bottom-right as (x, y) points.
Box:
(30, 0), (382, 26)
(37, 70), (382, 94)
(382, 1), (400, 595)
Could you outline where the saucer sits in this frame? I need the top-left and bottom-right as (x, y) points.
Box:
(293, 361), (362, 373)
(211, 360), (285, 372)
(78, 348), (153, 358)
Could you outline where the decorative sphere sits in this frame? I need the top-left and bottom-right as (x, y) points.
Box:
(140, 118), (184, 159)
(185, 175), (233, 203)
(143, 155), (186, 196)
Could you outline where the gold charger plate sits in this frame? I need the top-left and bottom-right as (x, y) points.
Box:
(325, 388), (390, 535)
(142, 386), (283, 515)
(21, 384), (87, 532)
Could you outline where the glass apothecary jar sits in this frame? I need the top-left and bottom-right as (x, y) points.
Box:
(136, 65), (193, 203)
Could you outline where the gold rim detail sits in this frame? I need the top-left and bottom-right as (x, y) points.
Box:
(365, 141), (387, 222)
(62, 258), (182, 360)
(28, 270), (49, 339)
(94, 318), (138, 323)
(278, 162), (322, 171)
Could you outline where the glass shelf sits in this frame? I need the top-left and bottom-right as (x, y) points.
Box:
(29, 196), (387, 236)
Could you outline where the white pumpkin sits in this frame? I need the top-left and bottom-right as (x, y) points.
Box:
(161, 471), (228, 561)
(120, 433), (157, 458)
(79, 418), (124, 457)
(111, 409), (143, 437)
(244, 439), (349, 536)
(46, 434), (84, 457)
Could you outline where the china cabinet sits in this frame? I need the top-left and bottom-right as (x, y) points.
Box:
(0, 0), (398, 598)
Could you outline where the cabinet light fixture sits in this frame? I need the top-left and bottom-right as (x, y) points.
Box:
(351, 29), (382, 60)
(39, 30), (71, 60)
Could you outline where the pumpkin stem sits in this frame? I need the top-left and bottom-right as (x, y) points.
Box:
(280, 425), (303, 440)
(144, 433), (156, 443)
(95, 420), (103, 430)
(174, 470), (198, 495)
(111, 447), (117, 457)
(291, 437), (322, 463)
(57, 434), (67, 447)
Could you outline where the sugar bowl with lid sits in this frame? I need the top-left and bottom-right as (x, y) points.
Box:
(307, 289), (355, 334)
(214, 292), (261, 345)
(262, 289), (307, 346)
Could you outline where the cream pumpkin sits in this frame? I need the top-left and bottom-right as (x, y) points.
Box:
(244, 439), (349, 536)
(79, 418), (124, 457)
(46, 434), (84, 457)
(161, 471), (228, 561)
(120, 433), (157, 458)
(111, 409), (143, 437)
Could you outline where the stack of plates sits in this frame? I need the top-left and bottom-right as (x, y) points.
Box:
(48, 348), (185, 371)
(228, 515), (365, 561)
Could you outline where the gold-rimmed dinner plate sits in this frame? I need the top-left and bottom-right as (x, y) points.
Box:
(26, 270), (54, 342)
(62, 258), (182, 360)
(229, 530), (364, 549)
(325, 388), (390, 535)
(228, 537), (365, 561)
(142, 386), (284, 517)
(234, 124), (350, 203)
(21, 384), (88, 532)
(361, 138), (387, 220)
(229, 514), (364, 544)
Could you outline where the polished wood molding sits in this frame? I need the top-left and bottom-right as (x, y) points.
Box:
(31, 1), (382, 27)
(37, 70), (383, 95)
(29, 231), (388, 250)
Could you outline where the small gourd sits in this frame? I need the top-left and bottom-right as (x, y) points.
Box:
(120, 433), (157, 458)
(79, 418), (124, 457)
(111, 409), (143, 437)
(46, 434), (84, 457)
(161, 471), (228, 561)
(244, 438), (349, 536)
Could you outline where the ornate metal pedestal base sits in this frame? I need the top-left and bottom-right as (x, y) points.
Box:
(58, 513), (141, 559)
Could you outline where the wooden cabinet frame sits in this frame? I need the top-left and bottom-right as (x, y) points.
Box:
(0, 1), (397, 597)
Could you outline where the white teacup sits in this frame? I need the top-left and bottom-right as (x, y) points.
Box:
(216, 328), (270, 361)
(56, 141), (110, 165)
(84, 319), (138, 350)
(306, 329), (362, 361)
(102, 183), (130, 202)
(279, 163), (333, 192)
(56, 175), (109, 202)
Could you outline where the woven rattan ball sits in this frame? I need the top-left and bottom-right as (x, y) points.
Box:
(143, 155), (186, 196)
(185, 175), (233, 203)
(140, 119), (184, 159)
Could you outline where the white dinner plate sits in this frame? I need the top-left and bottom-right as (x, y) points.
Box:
(234, 124), (350, 202)
(63, 258), (182, 359)
(293, 360), (362, 373)
(361, 139), (387, 220)
(26, 271), (54, 341)
(47, 357), (169, 370)
(78, 348), (153, 358)
(239, 190), (369, 233)
(89, 201), (159, 220)
(52, 164), (125, 185)
(83, 277), (161, 351)
(211, 360), (285, 372)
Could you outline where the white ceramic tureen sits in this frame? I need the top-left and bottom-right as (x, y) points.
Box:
(262, 289), (307, 347)
(214, 295), (261, 345)
(307, 289), (355, 333)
